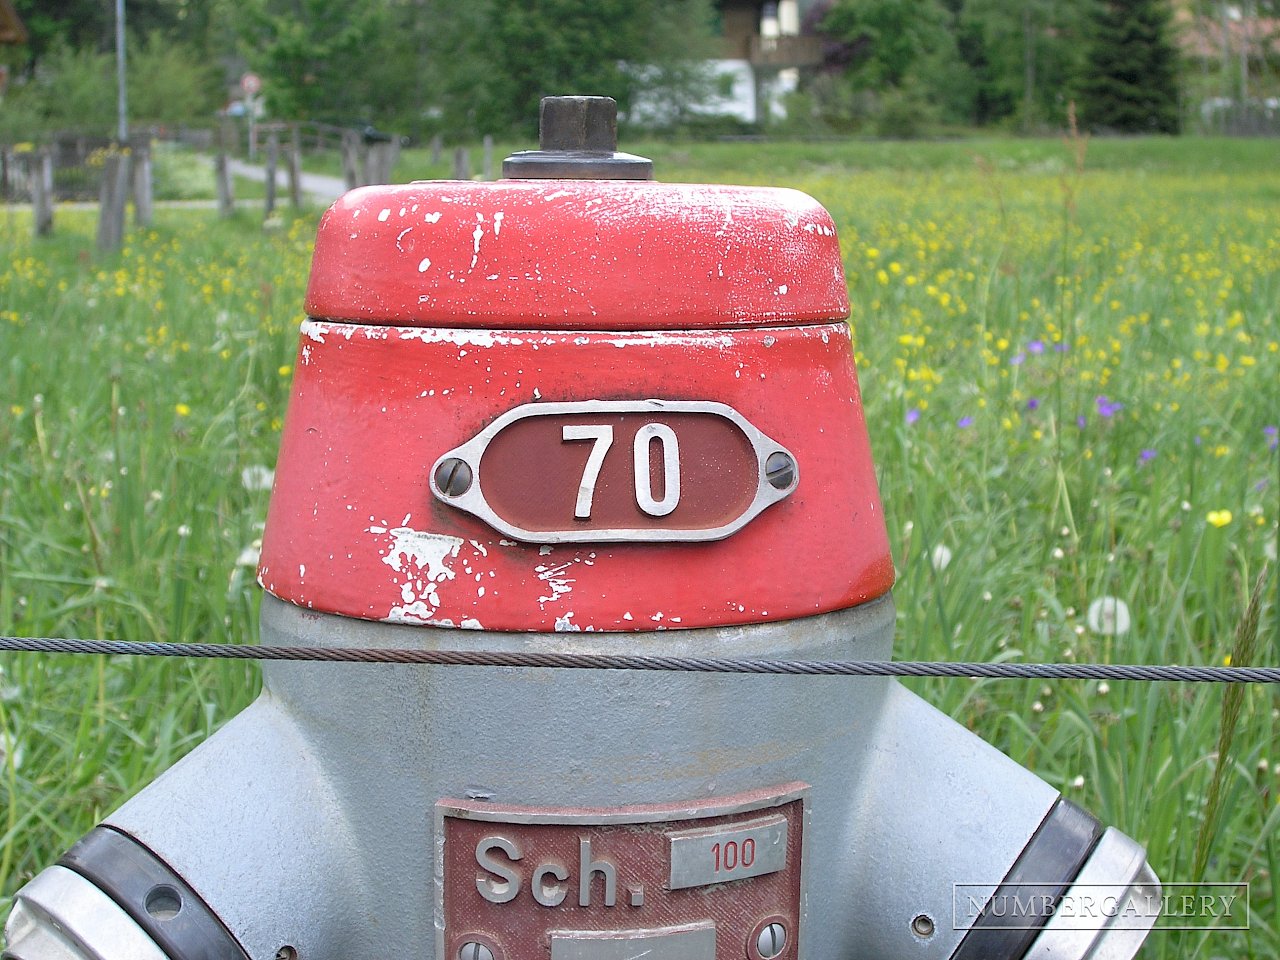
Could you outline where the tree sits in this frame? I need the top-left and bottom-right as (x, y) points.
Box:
(818, 0), (972, 134)
(127, 32), (222, 126)
(1078, 0), (1181, 133)
(430, 0), (719, 137)
(957, 0), (1089, 128)
(235, 0), (396, 124)
(12, 0), (196, 69)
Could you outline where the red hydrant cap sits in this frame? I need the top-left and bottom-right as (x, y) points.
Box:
(305, 181), (849, 330)
(262, 176), (893, 631)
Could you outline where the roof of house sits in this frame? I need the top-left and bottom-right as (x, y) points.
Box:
(1175, 8), (1280, 60)
(0, 0), (28, 44)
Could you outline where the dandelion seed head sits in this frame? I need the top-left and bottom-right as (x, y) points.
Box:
(1087, 596), (1132, 636)
(240, 465), (275, 492)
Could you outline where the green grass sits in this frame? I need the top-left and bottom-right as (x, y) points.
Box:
(3, 136), (1279, 956)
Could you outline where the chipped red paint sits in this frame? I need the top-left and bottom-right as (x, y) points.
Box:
(260, 179), (894, 632)
(304, 181), (848, 331)
(259, 322), (893, 631)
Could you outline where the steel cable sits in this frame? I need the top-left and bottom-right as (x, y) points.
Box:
(1, 634), (1278, 683)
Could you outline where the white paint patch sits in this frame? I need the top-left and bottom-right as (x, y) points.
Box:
(370, 525), (464, 623)
(396, 327), (526, 348)
(493, 211), (504, 236)
(544, 190), (570, 201)
(378, 208), (391, 222)
(554, 612), (582, 632)
(776, 284), (788, 295)
(418, 257), (431, 273)
(424, 211), (442, 223)
(396, 227), (413, 250)
(471, 213), (485, 269)
(302, 321), (327, 344)
(535, 558), (580, 606)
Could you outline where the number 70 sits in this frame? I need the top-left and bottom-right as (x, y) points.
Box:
(562, 424), (681, 520)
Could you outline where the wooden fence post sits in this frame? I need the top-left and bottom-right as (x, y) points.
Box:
(453, 146), (470, 181)
(264, 131), (279, 217)
(32, 148), (55, 238)
(214, 153), (234, 218)
(132, 140), (153, 227)
(365, 140), (399, 185)
(430, 134), (442, 165)
(0, 148), (12, 201)
(287, 125), (303, 208)
(96, 151), (131, 253)
(341, 131), (361, 189)
(482, 135), (494, 180)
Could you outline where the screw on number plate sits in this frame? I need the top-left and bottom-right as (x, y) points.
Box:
(458, 942), (494, 960)
(756, 922), (787, 959)
(435, 458), (473, 498)
(765, 451), (796, 491)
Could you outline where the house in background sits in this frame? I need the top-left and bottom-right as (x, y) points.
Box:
(1174, 2), (1280, 132)
(707, 0), (826, 123)
(0, 0), (25, 45)
(0, 0), (29, 100)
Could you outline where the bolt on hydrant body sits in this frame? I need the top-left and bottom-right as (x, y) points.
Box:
(4, 97), (1160, 960)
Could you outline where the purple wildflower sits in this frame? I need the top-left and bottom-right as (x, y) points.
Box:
(1095, 395), (1123, 418)
(1139, 449), (1157, 464)
(1077, 415), (1088, 429)
(1028, 340), (1046, 355)
(1026, 397), (1040, 411)
(1010, 352), (1026, 366)
(1055, 341), (1070, 353)
(906, 408), (921, 425)
(1266, 425), (1278, 451)
(957, 416), (974, 429)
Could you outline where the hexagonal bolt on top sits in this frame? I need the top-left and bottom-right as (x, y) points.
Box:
(539, 96), (618, 152)
(502, 95), (653, 180)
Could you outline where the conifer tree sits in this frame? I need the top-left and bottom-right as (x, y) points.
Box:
(1079, 0), (1181, 133)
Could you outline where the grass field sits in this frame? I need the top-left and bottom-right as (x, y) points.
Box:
(3, 136), (1279, 957)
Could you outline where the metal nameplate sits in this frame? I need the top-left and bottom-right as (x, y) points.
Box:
(437, 784), (807, 960)
(550, 923), (716, 960)
(668, 814), (788, 890)
(430, 399), (799, 543)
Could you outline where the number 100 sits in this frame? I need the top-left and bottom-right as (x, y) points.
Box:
(711, 837), (756, 873)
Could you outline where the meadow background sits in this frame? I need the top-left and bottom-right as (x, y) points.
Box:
(1, 136), (1278, 957)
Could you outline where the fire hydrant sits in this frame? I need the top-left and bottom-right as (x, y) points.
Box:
(4, 97), (1159, 960)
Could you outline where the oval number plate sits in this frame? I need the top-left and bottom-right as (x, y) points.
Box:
(430, 400), (798, 543)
